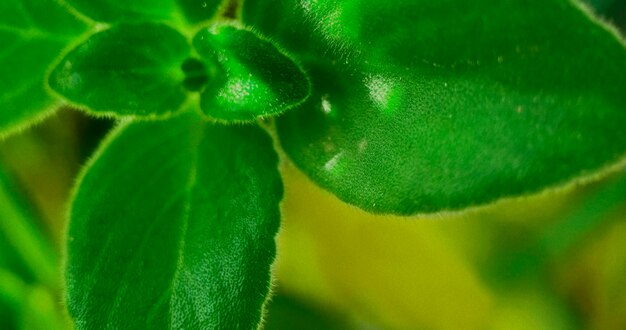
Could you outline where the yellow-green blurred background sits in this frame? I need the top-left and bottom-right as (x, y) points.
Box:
(2, 1), (626, 329)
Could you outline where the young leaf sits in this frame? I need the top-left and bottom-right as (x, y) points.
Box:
(0, 0), (86, 136)
(243, 0), (626, 214)
(193, 24), (310, 122)
(49, 23), (191, 118)
(66, 112), (283, 328)
(64, 0), (222, 25)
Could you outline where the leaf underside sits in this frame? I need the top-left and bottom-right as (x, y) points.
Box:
(243, 0), (626, 214)
(66, 112), (283, 329)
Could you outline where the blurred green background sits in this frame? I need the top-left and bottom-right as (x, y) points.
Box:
(1, 1), (626, 329)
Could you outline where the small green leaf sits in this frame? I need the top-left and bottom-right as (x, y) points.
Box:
(193, 24), (310, 122)
(243, 0), (626, 214)
(0, 0), (86, 136)
(49, 23), (191, 118)
(65, 0), (222, 25)
(66, 112), (283, 328)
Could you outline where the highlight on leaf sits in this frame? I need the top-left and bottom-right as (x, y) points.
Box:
(243, 0), (626, 215)
(193, 23), (311, 122)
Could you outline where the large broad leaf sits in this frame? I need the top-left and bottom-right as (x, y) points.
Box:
(49, 23), (190, 117)
(65, 0), (222, 25)
(0, 0), (86, 137)
(243, 0), (626, 214)
(193, 24), (310, 122)
(66, 112), (283, 328)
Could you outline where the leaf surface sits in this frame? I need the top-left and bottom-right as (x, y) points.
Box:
(49, 23), (190, 117)
(243, 0), (626, 214)
(0, 0), (86, 136)
(66, 112), (282, 329)
(193, 25), (310, 122)
(65, 0), (222, 25)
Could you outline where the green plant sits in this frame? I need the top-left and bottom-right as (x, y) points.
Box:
(1, 0), (626, 328)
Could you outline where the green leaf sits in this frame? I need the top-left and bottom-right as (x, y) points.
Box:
(193, 24), (310, 122)
(243, 0), (626, 214)
(0, 0), (86, 137)
(66, 112), (283, 328)
(65, 0), (222, 25)
(49, 23), (191, 118)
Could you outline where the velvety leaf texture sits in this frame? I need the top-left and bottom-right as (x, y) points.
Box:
(49, 23), (190, 117)
(66, 112), (283, 329)
(0, 0), (86, 135)
(243, 0), (626, 214)
(65, 0), (221, 24)
(193, 25), (310, 122)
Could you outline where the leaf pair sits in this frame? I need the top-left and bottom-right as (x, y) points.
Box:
(49, 22), (310, 121)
